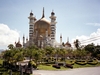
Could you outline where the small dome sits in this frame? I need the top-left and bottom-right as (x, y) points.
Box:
(30, 12), (33, 15)
(51, 11), (55, 15)
(34, 17), (37, 21)
(65, 42), (71, 47)
(16, 42), (22, 48)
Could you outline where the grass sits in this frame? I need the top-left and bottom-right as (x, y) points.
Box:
(37, 62), (100, 70)
(1, 59), (100, 71)
(38, 64), (69, 70)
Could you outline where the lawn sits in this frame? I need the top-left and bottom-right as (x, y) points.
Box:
(38, 64), (69, 70)
(1, 59), (100, 73)
(37, 61), (100, 70)
(38, 62), (100, 70)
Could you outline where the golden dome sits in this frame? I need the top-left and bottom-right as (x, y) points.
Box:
(34, 17), (51, 37)
(35, 17), (50, 25)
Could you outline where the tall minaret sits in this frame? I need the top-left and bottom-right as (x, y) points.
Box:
(28, 11), (36, 45)
(49, 10), (57, 47)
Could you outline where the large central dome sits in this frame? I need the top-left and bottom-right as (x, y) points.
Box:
(34, 17), (51, 37)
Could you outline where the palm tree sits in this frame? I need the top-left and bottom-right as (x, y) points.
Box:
(74, 39), (80, 49)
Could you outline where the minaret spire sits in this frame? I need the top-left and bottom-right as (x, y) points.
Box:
(18, 37), (20, 43)
(60, 34), (62, 44)
(42, 7), (45, 18)
(67, 37), (69, 43)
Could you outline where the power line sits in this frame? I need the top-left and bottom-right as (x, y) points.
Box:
(80, 36), (100, 44)
(71, 35), (100, 45)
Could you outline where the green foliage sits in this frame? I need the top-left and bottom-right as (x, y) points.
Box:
(75, 60), (87, 65)
(38, 64), (68, 70)
(29, 60), (37, 68)
(66, 60), (75, 65)
(74, 39), (80, 49)
(3, 48), (24, 63)
(84, 43), (100, 58)
(2, 43), (100, 69)
(8, 44), (14, 49)
(0, 59), (3, 64)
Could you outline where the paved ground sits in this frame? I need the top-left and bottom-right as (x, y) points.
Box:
(33, 67), (100, 75)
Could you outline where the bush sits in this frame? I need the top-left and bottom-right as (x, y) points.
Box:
(28, 61), (37, 68)
(65, 64), (73, 69)
(43, 61), (55, 64)
(87, 59), (98, 65)
(52, 64), (60, 69)
(58, 62), (64, 66)
(75, 60), (87, 65)
(66, 60), (75, 65)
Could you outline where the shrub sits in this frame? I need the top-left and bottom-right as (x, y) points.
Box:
(87, 60), (98, 65)
(52, 64), (60, 69)
(66, 60), (75, 65)
(28, 61), (37, 68)
(65, 64), (73, 69)
(75, 60), (87, 65)
(58, 62), (64, 66)
(43, 61), (55, 64)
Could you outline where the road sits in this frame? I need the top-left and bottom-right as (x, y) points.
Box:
(33, 67), (100, 75)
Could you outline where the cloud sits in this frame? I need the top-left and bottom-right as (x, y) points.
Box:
(72, 28), (100, 46)
(0, 24), (20, 49)
(86, 23), (100, 26)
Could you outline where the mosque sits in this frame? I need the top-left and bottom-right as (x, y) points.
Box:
(15, 8), (72, 49)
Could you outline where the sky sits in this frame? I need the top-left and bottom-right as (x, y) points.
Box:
(0, 0), (100, 49)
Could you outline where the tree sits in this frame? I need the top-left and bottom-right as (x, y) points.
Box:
(13, 50), (24, 62)
(33, 49), (42, 64)
(74, 39), (80, 49)
(3, 48), (25, 64)
(44, 46), (54, 57)
(93, 45), (100, 58)
(84, 43), (95, 53)
(60, 48), (68, 61)
(8, 44), (14, 49)
(54, 47), (61, 62)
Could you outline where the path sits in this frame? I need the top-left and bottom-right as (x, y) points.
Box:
(33, 67), (100, 75)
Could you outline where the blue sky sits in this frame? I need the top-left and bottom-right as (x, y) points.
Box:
(0, 0), (100, 49)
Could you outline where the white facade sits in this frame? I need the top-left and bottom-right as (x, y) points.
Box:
(22, 8), (72, 49)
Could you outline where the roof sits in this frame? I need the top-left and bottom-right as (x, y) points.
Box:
(65, 42), (71, 47)
(35, 17), (50, 25)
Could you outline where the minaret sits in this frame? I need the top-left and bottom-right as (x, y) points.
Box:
(60, 34), (62, 44)
(49, 10), (57, 47)
(26, 37), (28, 43)
(23, 35), (25, 47)
(28, 11), (36, 45)
(67, 37), (69, 43)
(18, 37), (20, 43)
(41, 7), (45, 18)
